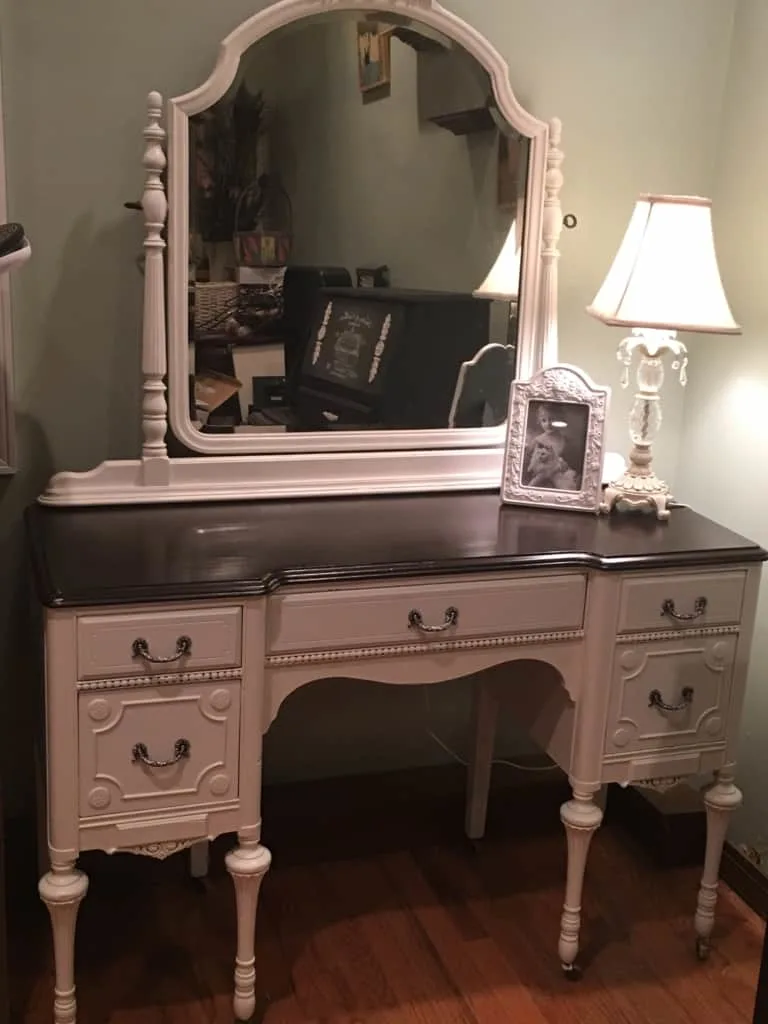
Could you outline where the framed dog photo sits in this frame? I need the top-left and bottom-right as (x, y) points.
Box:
(501, 364), (610, 513)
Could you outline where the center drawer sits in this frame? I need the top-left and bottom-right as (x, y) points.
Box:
(267, 574), (587, 654)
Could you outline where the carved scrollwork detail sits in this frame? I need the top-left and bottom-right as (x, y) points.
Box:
(612, 727), (632, 748)
(704, 715), (723, 737)
(87, 786), (111, 810)
(87, 698), (112, 721)
(707, 641), (729, 667)
(619, 648), (641, 671)
(122, 839), (197, 860)
(633, 776), (686, 794)
(210, 772), (231, 796)
(209, 687), (232, 711)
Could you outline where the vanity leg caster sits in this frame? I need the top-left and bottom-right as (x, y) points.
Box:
(694, 769), (742, 962)
(225, 839), (272, 1022)
(696, 937), (711, 962)
(561, 961), (583, 981)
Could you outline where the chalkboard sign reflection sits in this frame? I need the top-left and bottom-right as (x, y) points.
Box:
(308, 298), (398, 394)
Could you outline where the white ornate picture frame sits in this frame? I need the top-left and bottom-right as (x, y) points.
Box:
(502, 364), (609, 513)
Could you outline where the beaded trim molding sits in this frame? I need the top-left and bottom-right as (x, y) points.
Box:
(75, 625), (737, 687)
(615, 624), (739, 644)
(76, 667), (242, 691)
(265, 629), (584, 667)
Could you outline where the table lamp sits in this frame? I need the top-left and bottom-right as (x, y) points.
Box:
(587, 194), (739, 520)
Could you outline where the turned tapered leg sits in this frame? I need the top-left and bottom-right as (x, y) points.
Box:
(465, 682), (500, 841)
(225, 838), (272, 1021)
(559, 788), (603, 976)
(695, 769), (742, 960)
(38, 863), (89, 1024)
(189, 840), (210, 879)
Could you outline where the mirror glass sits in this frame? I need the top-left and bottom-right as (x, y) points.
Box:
(187, 10), (529, 437)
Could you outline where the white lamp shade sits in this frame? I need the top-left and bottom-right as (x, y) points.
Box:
(587, 194), (740, 334)
(474, 219), (521, 301)
(0, 237), (30, 276)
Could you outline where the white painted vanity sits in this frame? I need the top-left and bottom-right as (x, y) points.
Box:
(23, 2), (766, 1022)
(27, 495), (765, 1022)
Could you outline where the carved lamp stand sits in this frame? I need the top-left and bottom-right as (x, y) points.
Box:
(588, 194), (739, 521)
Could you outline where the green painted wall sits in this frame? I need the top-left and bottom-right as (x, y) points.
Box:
(0, 0), (735, 813)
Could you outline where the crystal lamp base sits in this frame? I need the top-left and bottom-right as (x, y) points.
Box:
(599, 328), (687, 523)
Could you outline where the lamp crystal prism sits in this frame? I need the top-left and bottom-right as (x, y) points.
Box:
(587, 194), (739, 520)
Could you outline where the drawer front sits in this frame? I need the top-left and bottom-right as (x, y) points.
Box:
(77, 606), (242, 680)
(604, 636), (736, 757)
(78, 680), (240, 818)
(617, 571), (746, 634)
(268, 574), (587, 654)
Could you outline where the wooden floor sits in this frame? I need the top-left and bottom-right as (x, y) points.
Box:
(7, 774), (766, 1023)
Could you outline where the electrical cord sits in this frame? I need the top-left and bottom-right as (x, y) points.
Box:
(421, 687), (560, 772)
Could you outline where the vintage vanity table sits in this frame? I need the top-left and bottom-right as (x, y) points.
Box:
(24, 2), (765, 1023)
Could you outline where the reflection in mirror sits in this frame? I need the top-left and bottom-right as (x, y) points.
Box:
(187, 10), (529, 436)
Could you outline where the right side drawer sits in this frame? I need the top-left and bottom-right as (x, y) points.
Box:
(617, 571), (746, 634)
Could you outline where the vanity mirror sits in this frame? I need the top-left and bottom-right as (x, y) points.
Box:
(40, 0), (564, 507)
(181, 10), (531, 441)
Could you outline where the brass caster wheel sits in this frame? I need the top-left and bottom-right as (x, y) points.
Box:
(561, 961), (582, 981)
(696, 937), (711, 961)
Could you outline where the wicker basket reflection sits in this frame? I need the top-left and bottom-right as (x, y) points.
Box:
(193, 281), (239, 335)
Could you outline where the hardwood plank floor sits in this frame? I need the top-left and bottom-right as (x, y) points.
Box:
(8, 820), (763, 1024)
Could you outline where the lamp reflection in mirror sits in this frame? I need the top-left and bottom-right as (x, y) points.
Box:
(588, 194), (739, 521)
(474, 217), (521, 303)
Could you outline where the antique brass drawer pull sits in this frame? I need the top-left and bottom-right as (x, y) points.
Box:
(661, 597), (707, 622)
(131, 635), (192, 663)
(648, 687), (694, 713)
(131, 738), (191, 768)
(408, 606), (459, 633)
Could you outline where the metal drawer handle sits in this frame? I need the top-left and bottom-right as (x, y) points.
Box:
(131, 635), (192, 663)
(132, 738), (191, 768)
(648, 687), (694, 713)
(661, 597), (707, 622)
(408, 606), (459, 633)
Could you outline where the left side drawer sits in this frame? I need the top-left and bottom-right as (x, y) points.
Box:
(77, 606), (243, 680)
(78, 680), (240, 818)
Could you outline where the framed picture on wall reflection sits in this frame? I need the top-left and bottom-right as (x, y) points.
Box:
(357, 22), (392, 93)
(501, 364), (610, 514)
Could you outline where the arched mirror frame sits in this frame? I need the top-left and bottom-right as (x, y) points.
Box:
(39, 0), (564, 507)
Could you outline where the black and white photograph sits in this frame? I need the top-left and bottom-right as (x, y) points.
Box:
(522, 400), (589, 492)
(501, 364), (610, 513)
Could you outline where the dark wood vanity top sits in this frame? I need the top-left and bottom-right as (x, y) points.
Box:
(25, 492), (767, 608)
